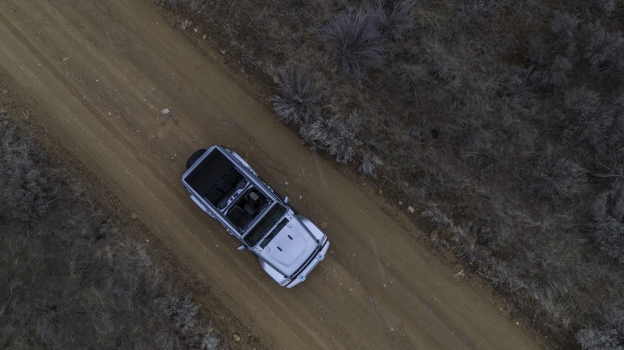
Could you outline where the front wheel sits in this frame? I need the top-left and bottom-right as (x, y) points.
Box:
(186, 149), (206, 169)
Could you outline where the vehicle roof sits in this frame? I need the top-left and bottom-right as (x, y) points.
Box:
(182, 146), (283, 238)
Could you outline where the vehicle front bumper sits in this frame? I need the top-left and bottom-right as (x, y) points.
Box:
(285, 240), (330, 288)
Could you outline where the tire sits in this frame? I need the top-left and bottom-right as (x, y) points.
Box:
(186, 149), (206, 170)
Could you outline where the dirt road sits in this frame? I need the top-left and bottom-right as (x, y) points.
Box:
(0, 1), (544, 349)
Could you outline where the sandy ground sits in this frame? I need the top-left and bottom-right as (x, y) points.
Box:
(0, 0), (546, 349)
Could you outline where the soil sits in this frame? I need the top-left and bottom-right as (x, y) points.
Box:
(0, 0), (551, 349)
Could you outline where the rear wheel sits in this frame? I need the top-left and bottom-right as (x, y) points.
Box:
(186, 149), (206, 169)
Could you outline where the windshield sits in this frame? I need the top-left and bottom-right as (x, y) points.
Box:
(244, 204), (287, 246)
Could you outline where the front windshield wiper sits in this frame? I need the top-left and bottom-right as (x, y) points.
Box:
(244, 204), (286, 246)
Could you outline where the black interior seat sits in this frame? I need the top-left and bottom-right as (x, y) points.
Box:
(243, 203), (255, 215)
(224, 171), (242, 186)
(234, 178), (247, 190)
(216, 181), (231, 194)
(217, 179), (247, 210)
(227, 205), (251, 228)
(206, 189), (223, 205)
(238, 214), (251, 228)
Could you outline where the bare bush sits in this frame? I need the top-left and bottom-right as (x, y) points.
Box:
(583, 0), (619, 17)
(495, 69), (537, 116)
(201, 333), (221, 350)
(487, 257), (529, 295)
(392, 63), (429, 102)
(554, 87), (618, 157)
(551, 12), (581, 46)
(527, 49), (574, 90)
(271, 65), (325, 125)
(370, 0), (416, 41)
(319, 8), (386, 79)
(299, 112), (362, 163)
(592, 182), (624, 263)
(530, 157), (586, 199)
(156, 294), (200, 332)
(0, 115), (57, 223)
(579, 22), (624, 81)
(449, 0), (498, 25)
(421, 42), (460, 82)
(526, 12), (580, 90)
(576, 304), (624, 350)
(447, 119), (487, 148)
(185, 0), (211, 12)
(358, 154), (377, 178)
(160, 0), (179, 11)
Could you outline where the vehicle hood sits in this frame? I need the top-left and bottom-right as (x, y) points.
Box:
(258, 217), (320, 277)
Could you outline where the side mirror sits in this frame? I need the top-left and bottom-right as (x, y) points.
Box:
(237, 245), (245, 251)
(284, 196), (289, 204)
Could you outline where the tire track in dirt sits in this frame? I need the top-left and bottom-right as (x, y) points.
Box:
(0, 0), (545, 349)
